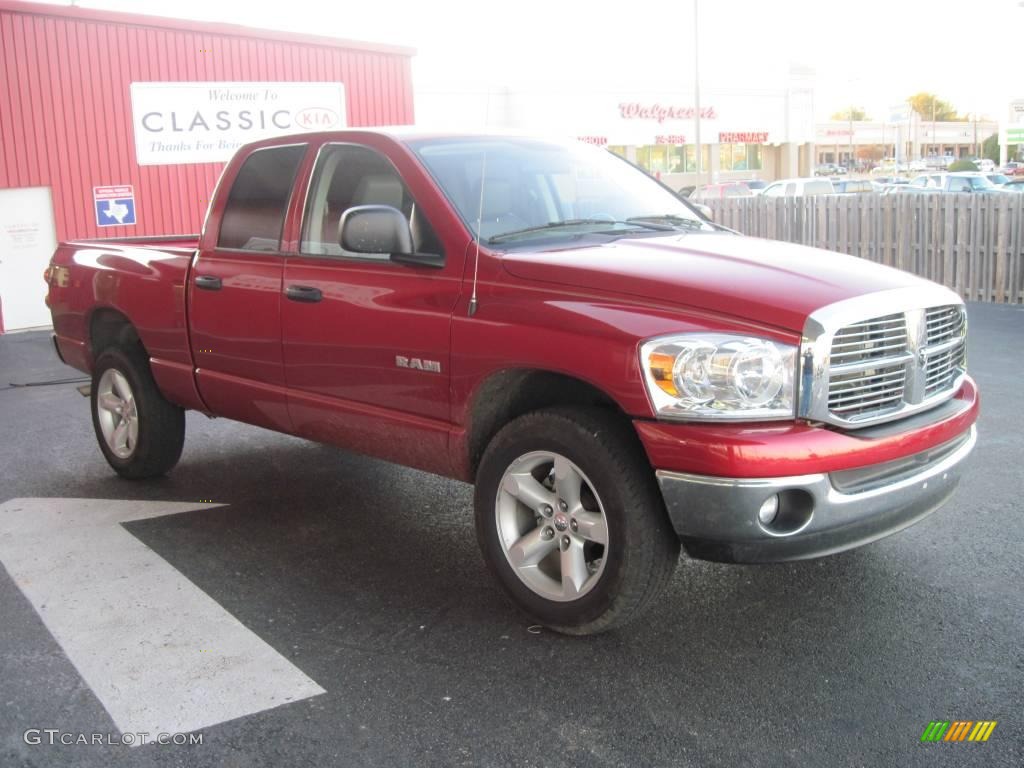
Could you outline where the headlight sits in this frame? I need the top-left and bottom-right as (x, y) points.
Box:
(639, 334), (797, 421)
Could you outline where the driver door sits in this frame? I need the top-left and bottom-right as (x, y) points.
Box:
(280, 141), (462, 474)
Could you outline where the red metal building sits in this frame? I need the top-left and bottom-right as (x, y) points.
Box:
(0, 0), (414, 330)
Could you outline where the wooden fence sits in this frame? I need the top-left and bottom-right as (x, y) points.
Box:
(705, 194), (1024, 304)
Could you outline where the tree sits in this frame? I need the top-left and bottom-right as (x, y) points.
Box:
(856, 145), (885, 162)
(832, 106), (868, 121)
(948, 159), (977, 172)
(982, 133), (1000, 163)
(907, 93), (960, 121)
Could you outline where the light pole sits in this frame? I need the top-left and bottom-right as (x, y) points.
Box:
(693, 0), (703, 189)
(931, 99), (936, 162)
(848, 109), (853, 171)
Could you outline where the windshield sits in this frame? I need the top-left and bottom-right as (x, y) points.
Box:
(969, 176), (995, 189)
(408, 137), (712, 245)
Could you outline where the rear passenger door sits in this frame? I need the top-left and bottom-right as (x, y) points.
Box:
(189, 143), (307, 432)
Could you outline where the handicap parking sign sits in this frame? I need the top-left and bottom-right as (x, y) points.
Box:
(94, 185), (137, 227)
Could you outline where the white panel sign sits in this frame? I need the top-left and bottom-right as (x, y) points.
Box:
(130, 81), (346, 166)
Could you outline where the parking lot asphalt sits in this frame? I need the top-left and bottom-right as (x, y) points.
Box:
(0, 301), (1021, 768)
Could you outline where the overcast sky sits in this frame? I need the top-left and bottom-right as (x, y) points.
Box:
(43, 0), (1023, 121)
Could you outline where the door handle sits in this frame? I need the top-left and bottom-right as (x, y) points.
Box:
(285, 285), (323, 303)
(194, 275), (222, 291)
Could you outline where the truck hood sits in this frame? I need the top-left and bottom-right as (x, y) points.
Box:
(500, 233), (931, 333)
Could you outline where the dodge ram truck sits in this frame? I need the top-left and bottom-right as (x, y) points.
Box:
(45, 131), (979, 634)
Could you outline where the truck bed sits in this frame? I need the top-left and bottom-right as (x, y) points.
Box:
(47, 235), (200, 403)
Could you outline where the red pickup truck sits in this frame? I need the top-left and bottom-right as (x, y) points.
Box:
(46, 131), (978, 634)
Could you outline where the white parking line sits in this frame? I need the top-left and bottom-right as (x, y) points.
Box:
(0, 498), (325, 742)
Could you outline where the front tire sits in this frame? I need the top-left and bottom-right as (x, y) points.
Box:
(90, 346), (185, 479)
(474, 407), (679, 635)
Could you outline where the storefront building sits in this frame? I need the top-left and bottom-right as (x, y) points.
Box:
(417, 71), (817, 193)
(815, 118), (1000, 169)
(0, 0), (414, 330)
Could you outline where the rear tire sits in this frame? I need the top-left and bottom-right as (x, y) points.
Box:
(90, 346), (185, 479)
(474, 406), (679, 635)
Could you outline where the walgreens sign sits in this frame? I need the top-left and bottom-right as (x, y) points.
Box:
(130, 82), (346, 166)
(618, 102), (717, 123)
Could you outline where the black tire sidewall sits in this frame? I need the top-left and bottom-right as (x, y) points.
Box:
(475, 410), (650, 630)
(90, 347), (183, 478)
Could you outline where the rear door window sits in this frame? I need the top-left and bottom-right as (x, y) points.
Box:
(217, 145), (306, 251)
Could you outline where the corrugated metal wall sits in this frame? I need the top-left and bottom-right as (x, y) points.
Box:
(0, 1), (415, 241)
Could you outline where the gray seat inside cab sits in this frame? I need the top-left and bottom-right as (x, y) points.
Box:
(326, 172), (441, 256)
(353, 174), (405, 209)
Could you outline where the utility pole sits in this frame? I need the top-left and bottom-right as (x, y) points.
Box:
(931, 99), (936, 162)
(693, 0), (702, 189)
(848, 109), (853, 172)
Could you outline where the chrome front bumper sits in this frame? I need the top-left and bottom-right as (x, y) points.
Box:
(656, 425), (977, 563)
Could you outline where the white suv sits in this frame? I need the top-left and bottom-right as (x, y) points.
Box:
(761, 178), (836, 197)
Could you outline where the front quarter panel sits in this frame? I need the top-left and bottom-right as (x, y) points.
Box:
(449, 255), (802, 474)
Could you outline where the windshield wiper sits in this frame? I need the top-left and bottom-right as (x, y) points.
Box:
(487, 218), (674, 244)
(626, 214), (706, 230)
(628, 214), (733, 233)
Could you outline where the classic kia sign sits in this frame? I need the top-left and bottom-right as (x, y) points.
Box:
(130, 82), (346, 165)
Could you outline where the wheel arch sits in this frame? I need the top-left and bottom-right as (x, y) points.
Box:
(463, 368), (640, 481)
(88, 306), (147, 367)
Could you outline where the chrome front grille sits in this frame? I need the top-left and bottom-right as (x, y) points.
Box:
(800, 290), (968, 429)
(828, 313), (908, 365)
(925, 305), (965, 346)
(826, 314), (913, 420)
(923, 305), (968, 396)
(827, 366), (907, 417)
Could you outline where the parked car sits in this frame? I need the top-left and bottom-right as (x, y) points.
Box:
(910, 172), (1007, 194)
(738, 179), (768, 195)
(870, 177), (910, 191)
(909, 174), (944, 189)
(45, 131), (978, 635)
(831, 179), (874, 194)
(882, 183), (936, 196)
(762, 177), (836, 196)
(814, 163), (843, 176)
(940, 172), (1009, 194)
(1001, 178), (1024, 192)
(871, 162), (911, 175)
(924, 155), (954, 170)
(1001, 161), (1024, 177)
(689, 182), (754, 201)
(959, 159), (995, 172)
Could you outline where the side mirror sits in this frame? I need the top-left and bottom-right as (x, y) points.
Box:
(339, 205), (442, 268)
(694, 203), (713, 221)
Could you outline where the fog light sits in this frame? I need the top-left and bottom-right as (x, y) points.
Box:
(758, 495), (779, 526)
